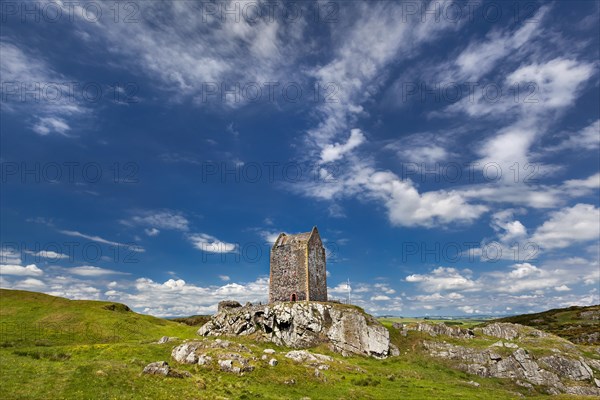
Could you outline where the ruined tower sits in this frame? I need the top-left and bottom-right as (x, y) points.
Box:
(269, 226), (327, 303)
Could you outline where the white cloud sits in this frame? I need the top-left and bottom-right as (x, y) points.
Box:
(0, 249), (22, 264)
(188, 233), (237, 253)
(550, 120), (600, 152)
(320, 129), (365, 163)
(0, 40), (86, 135)
(125, 210), (190, 231)
(506, 58), (595, 110)
(370, 295), (390, 301)
(0, 264), (43, 276)
(554, 285), (571, 292)
(32, 117), (70, 136)
(405, 267), (477, 293)
(14, 278), (46, 289)
(562, 173), (600, 197)
(66, 266), (130, 277)
(491, 209), (527, 243)
(58, 230), (145, 252)
(144, 228), (160, 237)
(531, 204), (600, 249)
(452, 5), (550, 81)
(24, 250), (69, 260)
(218, 275), (230, 282)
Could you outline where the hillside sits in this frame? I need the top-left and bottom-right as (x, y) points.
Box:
(1, 289), (599, 399)
(495, 305), (600, 345)
(0, 289), (197, 345)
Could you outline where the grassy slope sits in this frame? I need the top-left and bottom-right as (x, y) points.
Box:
(0, 289), (592, 399)
(494, 305), (600, 344)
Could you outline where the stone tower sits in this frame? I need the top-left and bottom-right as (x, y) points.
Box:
(269, 226), (327, 303)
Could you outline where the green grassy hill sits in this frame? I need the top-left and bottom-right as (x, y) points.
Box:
(0, 289), (595, 399)
(494, 305), (600, 345)
(0, 289), (197, 345)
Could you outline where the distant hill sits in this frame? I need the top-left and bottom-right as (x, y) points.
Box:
(494, 304), (600, 345)
(0, 289), (196, 345)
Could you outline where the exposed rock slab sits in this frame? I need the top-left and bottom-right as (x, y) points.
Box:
(394, 322), (474, 339)
(198, 302), (390, 358)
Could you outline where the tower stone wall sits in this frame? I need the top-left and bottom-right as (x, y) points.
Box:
(269, 227), (327, 303)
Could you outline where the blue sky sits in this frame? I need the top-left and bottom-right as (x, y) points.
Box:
(1, 1), (599, 317)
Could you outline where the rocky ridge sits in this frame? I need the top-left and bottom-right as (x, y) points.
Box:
(418, 322), (600, 395)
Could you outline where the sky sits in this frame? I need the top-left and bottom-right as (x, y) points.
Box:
(0, 0), (599, 317)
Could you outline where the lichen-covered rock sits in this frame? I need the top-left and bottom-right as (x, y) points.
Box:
(172, 342), (203, 364)
(198, 302), (391, 358)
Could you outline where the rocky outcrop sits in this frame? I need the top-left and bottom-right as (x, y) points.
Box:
(423, 341), (599, 395)
(198, 302), (391, 358)
(476, 323), (548, 340)
(394, 322), (474, 339)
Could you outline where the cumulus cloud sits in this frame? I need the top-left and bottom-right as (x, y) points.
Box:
(0, 264), (43, 276)
(491, 209), (528, 243)
(405, 267), (477, 293)
(531, 204), (600, 249)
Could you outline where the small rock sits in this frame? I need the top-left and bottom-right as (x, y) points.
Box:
(594, 378), (600, 388)
(197, 355), (212, 366)
(317, 364), (329, 370)
(218, 359), (233, 372)
(142, 361), (170, 376)
(269, 358), (278, 366)
(284, 379), (296, 385)
(95, 370), (107, 377)
(263, 348), (276, 354)
(285, 350), (333, 364)
(466, 380), (480, 387)
(157, 336), (177, 344)
(389, 344), (400, 357)
(261, 355), (268, 360)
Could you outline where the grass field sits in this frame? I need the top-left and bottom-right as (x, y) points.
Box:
(0, 289), (595, 399)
